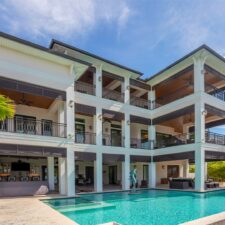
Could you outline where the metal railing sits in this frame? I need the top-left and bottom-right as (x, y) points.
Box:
(155, 133), (195, 149)
(205, 131), (225, 145)
(75, 81), (96, 96)
(130, 96), (151, 109)
(102, 134), (125, 147)
(102, 88), (124, 103)
(130, 138), (151, 150)
(75, 132), (96, 145)
(206, 83), (225, 102)
(0, 117), (67, 138)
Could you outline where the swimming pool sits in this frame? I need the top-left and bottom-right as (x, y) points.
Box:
(43, 189), (225, 225)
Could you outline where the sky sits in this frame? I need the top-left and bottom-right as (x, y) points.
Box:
(1, 0), (225, 78)
(1, 0), (225, 134)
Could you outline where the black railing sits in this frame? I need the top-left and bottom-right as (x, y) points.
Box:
(130, 95), (151, 109)
(75, 81), (96, 96)
(75, 132), (96, 145)
(102, 134), (124, 147)
(205, 131), (225, 145)
(206, 83), (225, 102)
(102, 88), (124, 103)
(130, 138), (151, 150)
(155, 133), (195, 149)
(0, 118), (67, 138)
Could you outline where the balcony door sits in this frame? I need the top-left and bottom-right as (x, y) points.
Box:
(141, 130), (148, 149)
(167, 165), (179, 178)
(109, 166), (117, 184)
(14, 115), (36, 134)
(111, 128), (122, 146)
(75, 119), (85, 143)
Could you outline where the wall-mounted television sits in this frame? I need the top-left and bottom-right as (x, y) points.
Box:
(11, 161), (30, 171)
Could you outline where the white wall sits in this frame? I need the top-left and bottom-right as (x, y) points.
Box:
(156, 160), (187, 184)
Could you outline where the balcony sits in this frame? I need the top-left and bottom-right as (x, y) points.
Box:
(75, 132), (96, 145)
(75, 81), (95, 96)
(155, 133), (195, 149)
(130, 95), (151, 109)
(0, 117), (67, 138)
(102, 88), (124, 103)
(130, 138), (151, 150)
(102, 134), (124, 147)
(205, 131), (225, 145)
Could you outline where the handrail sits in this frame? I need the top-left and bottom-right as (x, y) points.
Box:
(205, 131), (225, 145)
(130, 95), (151, 109)
(75, 81), (96, 96)
(102, 133), (124, 147)
(75, 131), (96, 145)
(102, 88), (124, 103)
(205, 83), (225, 102)
(155, 132), (195, 149)
(130, 138), (151, 150)
(0, 117), (67, 138)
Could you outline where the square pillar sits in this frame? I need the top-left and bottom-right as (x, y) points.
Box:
(124, 76), (130, 104)
(66, 84), (75, 140)
(194, 56), (205, 93)
(195, 147), (205, 192)
(94, 65), (102, 98)
(96, 107), (103, 146)
(123, 113), (130, 148)
(122, 154), (130, 190)
(94, 152), (103, 192)
(148, 125), (156, 149)
(66, 148), (75, 196)
(149, 162), (156, 188)
(58, 157), (66, 195)
(57, 102), (66, 137)
(148, 90), (155, 109)
(47, 157), (55, 191)
(195, 101), (205, 143)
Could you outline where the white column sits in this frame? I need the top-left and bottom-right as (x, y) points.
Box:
(47, 157), (55, 191)
(95, 65), (102, 98)
(57, 102), (65, 137)
(94, 152), (103, 192)
(183, 159), (189, 178)
(122, 154), (130, 190)
(124, 113), (130, 148)
(148, 125), (156, 149)
(66, 84), (75, 140)
(149, 162), (156, 188)
(194, 56), (205, 93)
(205, 162), (208, 180)
(195, 147), (205, 192)
(96, 107), (102, 146)
(58, 157), (66, 195)
(124, 76), (130, 104)
(195, 101), (205, 143)
(66, 148), (75, 196)
(148, 90), (155, 109)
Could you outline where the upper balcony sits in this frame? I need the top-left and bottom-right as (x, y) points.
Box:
(0, 76), (67, 139)
(152, 66), (194, 109)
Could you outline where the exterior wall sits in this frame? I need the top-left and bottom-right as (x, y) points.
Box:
(156, 160), (187, 185)
(16, 105), (58, 122)
(0, 46), (72, 90)
(130, 123), (148, 139)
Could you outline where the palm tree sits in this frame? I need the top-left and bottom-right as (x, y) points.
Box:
(0, 94), (15, 121)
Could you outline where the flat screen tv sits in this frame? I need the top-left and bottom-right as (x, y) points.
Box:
(11, 161), (30, 171)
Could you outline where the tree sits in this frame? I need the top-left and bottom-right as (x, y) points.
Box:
(0, 94), (15, 121)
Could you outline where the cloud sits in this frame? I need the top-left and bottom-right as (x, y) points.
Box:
(0, 0), (132, 40)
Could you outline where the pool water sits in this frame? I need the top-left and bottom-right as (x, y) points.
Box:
(43, 190), (225, 225)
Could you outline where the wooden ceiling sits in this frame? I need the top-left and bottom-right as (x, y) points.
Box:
(153, 67), (194, 105)
(0, 89), (54, 109)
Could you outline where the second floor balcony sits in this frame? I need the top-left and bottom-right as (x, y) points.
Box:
(130, 95), (151, 109)
(102, 88), (124, 103)
(130, 138), (151, 150)
(0, 117), (67, 138)
(75, 81), (95, 96)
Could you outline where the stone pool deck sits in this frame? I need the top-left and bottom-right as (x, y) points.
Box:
(0, 195), (78, 225)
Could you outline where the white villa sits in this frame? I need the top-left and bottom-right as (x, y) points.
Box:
(0, 31), (225, 197)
